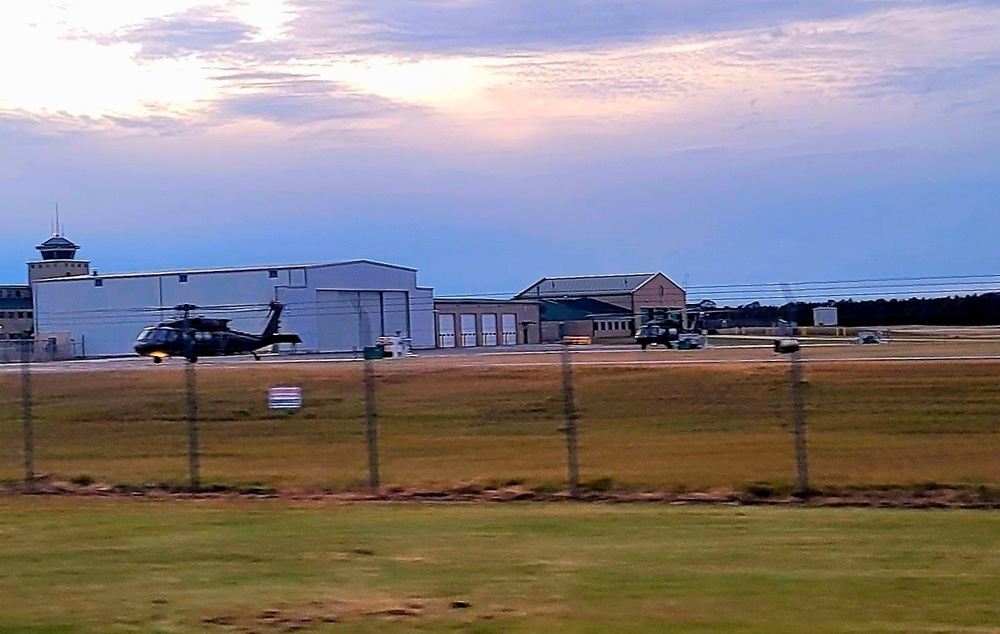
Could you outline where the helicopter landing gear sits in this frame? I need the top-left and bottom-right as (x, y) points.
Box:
(153, 357), (162, 364)
(252, 352), (260, 361)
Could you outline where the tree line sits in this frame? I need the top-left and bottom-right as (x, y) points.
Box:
(708, 292), (1000, 328)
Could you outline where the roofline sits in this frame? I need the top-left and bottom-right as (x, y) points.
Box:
(434, 298), (539, 305)
(316, 288), (412, 293)
(635, 272), (685, 292)
(33, 259), (417, 283)
(537, 272), (657, 281)
(27, 258), (90, 263)
(515, 272), (660, 297)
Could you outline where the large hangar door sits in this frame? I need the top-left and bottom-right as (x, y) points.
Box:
(317, 290), (382, 352)
(382, 291), (409, 337)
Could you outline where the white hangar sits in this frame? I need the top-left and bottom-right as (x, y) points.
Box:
(32, 260), (435, 357)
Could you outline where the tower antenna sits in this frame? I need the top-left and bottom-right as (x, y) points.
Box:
(55, 203), (60, 236)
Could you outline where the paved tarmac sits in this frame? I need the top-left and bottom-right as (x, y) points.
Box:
(3, 336), (1000, 375)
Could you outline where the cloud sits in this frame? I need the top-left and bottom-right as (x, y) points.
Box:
(0, 0), (997, 154)
(289, 0), (879, 56)
(111, 6), (256, 60)
(212, 75), (407, 124)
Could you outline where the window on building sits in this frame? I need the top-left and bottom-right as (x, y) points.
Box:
(16, 312), (23, 319)
(95, 279), (103, 287)
(179, 274), (188, 283)
(268, 270), (278, 279)
(26, 311), (32, 319)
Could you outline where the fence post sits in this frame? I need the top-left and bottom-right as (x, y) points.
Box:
(790, 350), (810, 495)
(20, 341), (35, 488)
(560, 344), (580, 498)
(185, 360), (200, 490)
(364, 358), (380, 493)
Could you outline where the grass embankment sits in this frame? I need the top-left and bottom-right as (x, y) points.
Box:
(1, 359), (1000, 490)
(1, 498), (998, 633)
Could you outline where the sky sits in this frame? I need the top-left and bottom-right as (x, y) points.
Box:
(1, 0), (998, 300)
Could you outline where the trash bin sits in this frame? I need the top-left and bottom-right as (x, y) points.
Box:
(363, 345), (384, 360)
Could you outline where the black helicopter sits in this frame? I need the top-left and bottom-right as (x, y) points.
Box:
(134, 302), (301, 363)
(635, 310), (707, 350)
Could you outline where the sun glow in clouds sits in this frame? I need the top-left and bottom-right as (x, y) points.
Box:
(0, 0), (296, 120)
(0, 2), (226, 119)
(1, 1), (998, 142)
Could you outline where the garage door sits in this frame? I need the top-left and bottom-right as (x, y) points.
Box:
(501, 314), (517, 345)
(460, 314), (477, 347)
(481, 314), (498, 346)
(438, 314), (456, 348)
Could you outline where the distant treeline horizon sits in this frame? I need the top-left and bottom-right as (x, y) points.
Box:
(708, 292), (1000, 328)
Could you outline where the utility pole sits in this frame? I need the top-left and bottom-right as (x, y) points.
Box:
(183, 311), (200, 490)
(185, 359), (200, 489)
(790, 349), (810, 496)
(20, 340), (35, 488)
(560, 344), (580, 498)
(364, 359), (380, 493)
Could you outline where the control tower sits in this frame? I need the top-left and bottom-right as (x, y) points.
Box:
(28, 233), (90, 283)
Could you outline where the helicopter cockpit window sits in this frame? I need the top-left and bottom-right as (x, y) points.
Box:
(136, 328), (155, 342)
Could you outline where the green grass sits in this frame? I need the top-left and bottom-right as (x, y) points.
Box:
(0, 498), (999, 633)
(2, 358), (1000, 490)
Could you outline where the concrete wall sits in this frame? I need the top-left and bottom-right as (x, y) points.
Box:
(28, 260), (90, 283)
(540, 320), (593, 343)
(591, 316), (635, 339)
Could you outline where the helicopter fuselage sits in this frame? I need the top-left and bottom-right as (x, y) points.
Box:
(134, 302), (301, 363)
(134, 326), (271, 362)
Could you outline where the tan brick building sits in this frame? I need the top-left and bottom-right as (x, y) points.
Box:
(515, 273), (686, 342)
(433, 299), (541, 348)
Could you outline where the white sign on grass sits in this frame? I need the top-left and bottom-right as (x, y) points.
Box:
(268, 386), (302, 410)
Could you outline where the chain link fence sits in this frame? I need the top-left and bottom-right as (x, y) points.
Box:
(4, 340), (1000, 497)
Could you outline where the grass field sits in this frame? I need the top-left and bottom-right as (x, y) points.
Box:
(0, 497), (998, 633)
(2, 350), (1000, 491)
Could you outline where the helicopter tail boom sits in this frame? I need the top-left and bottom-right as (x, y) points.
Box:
(260, 302), (286, 340)
(267, 333), (302, 345)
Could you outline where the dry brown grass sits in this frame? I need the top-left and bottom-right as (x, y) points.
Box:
(2, 354), (1000, 490)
